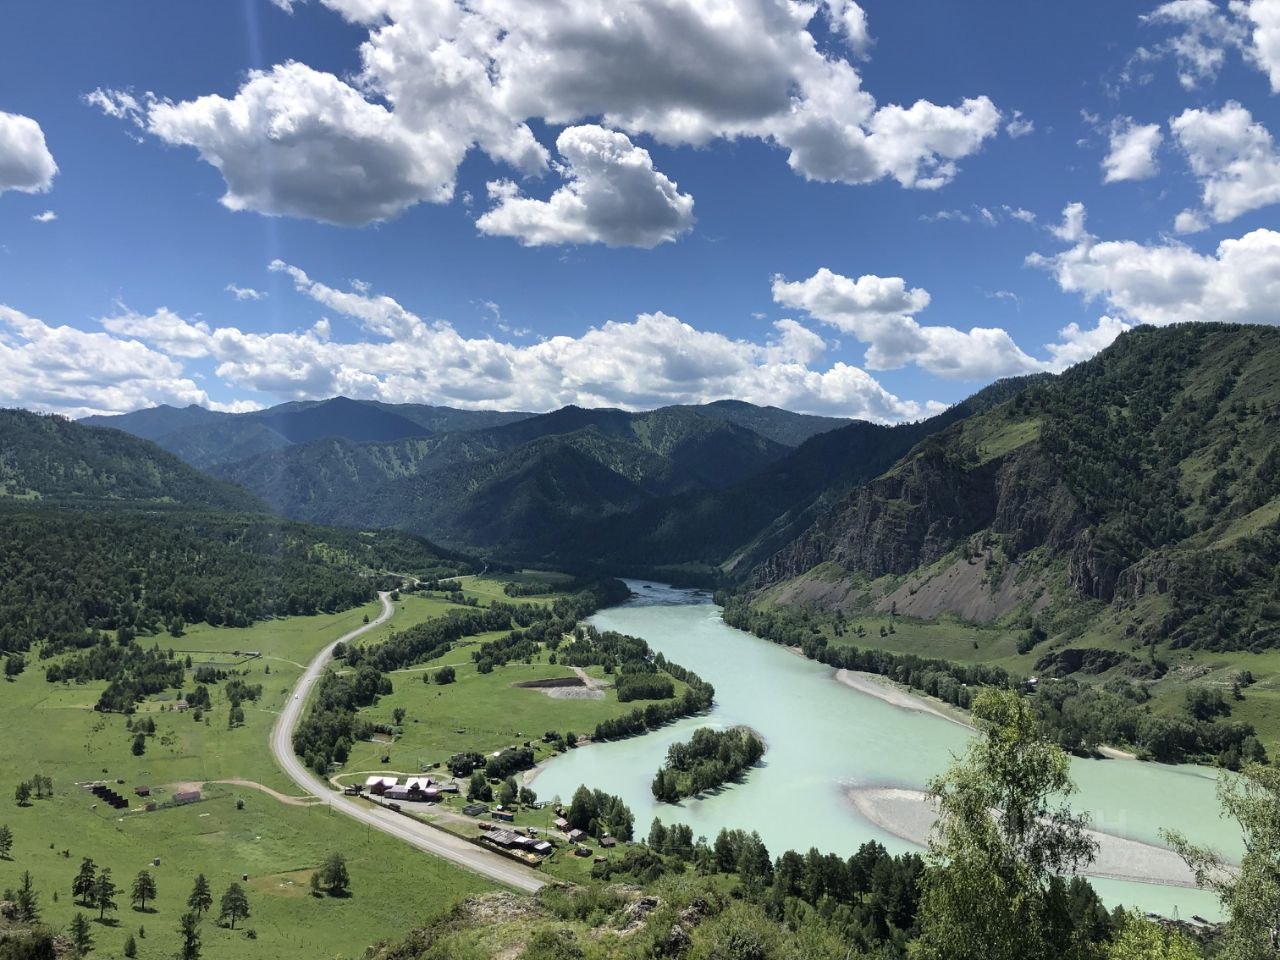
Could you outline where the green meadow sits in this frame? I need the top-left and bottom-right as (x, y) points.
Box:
(0, 601), (499, 959)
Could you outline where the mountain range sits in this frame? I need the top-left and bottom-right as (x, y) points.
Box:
(16, 323), (1279, 651)
(77, 395), (871, 564)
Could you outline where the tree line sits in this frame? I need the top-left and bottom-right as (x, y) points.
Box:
(0, 507), (469, 657)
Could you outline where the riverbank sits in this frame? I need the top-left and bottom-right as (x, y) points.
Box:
(833, 669), (1142, 761)
(834, 669), (972, 729)
(845, 786), (1205, 889)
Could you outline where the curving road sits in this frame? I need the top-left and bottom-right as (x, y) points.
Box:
(269, 591), (547, 893)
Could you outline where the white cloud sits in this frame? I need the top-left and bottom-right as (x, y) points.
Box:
(0, 305), (211, 418)
(1043, 316), (1133, 370)
(101, 307), (216, 359)
(1233, 0), (1280, 90)
(0, 111), (57, 196)
(1139, 0), (1248, 88)
(1006, 110), (1035, 138)
(1171, 101), (1280, 226)
(1175, 208), (1210, 233)
(824, 0), (872, 56)
(1003, 205), (1037, 223)
(0, 266), (962, 422)
(88, 0), (1001, 229)
(476, 125), (695, 248)
(1050, 202), (1089, 243)
(1102, 118), (1163, 182)
(771, 267), (1044, 379)
(1136, 0), (1280, 90)
(31, 210), (57, 223)
(131, 62), (462, 225)
(1030, 201), (1280, 327)
(226, 283), (267, 301)
(83, 88), (142, 121)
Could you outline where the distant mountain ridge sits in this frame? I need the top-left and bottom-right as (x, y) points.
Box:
(75, 389), (1072, 576)
(208, 404), (802, 557)
(82, 396), (538, 470)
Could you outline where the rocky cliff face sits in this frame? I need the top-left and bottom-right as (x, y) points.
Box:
(755, 441), (1081, 589)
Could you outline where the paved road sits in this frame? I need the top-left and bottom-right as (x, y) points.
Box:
(269, 591), (547, 893)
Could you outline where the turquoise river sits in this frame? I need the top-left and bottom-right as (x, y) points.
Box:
(534, 581), (1241, 919)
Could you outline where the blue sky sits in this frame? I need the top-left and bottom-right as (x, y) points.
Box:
(2, 0), (1279, 419)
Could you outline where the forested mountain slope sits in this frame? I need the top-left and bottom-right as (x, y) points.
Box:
(0, 510), (469, 655)
(82, 397), (536, 469)
(210, 405), (795, 558)
(565, 375), (1049, 577)
(0, 408), (261, 511)
(756, 324), (1280, 653)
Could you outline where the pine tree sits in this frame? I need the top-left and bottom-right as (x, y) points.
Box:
(123, 933), (137, 958)
(14, 781), (31, 806)
(92, 868), (118, 922)
(0, 823), (12, 859)
(130, 869), (157, 911)
(187, 874), (212, 916)
(72, 857), (97, 905)
(217, 882), (249, 929)
(68, 912), (94, 957)
(15, 870), (39, 923)
(177, 911), (201, 960)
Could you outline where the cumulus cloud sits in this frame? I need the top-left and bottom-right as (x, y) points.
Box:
(1043, 316), (1133, 370)
(1171, 101), (1280, 227)
(1102, 118), (1163, 182)
(771, 267), (1044, 379)
(476, 125), (695, 247)
(0, 111), (57, 196)
(1029, 201), (1280, 327)
(1234, 0), (1280, 91)
(90, 63), (463, 226)
(0, 305), (211, 418)
(5, 262), (936, 421)
(32, 210), (57, 223)
(88, 0), (1001, 229)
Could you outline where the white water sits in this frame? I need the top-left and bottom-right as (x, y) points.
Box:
(535, 581), (1237, 919)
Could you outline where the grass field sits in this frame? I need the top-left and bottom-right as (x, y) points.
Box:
(0, 570), (679, 956)
(341, 652), (682, 776)
(0, 788), (490, 960)
(0, 600), (510, 958)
